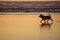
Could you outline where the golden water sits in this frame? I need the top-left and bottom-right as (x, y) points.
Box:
(0, 12), (60, 40)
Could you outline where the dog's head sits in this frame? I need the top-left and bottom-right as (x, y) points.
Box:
(39, 14), (43, 18)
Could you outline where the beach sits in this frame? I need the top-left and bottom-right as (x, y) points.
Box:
(0, 12), (60, 40)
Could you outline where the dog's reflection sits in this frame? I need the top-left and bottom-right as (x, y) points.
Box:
(40, 22), (53, 28)
(40, 22), (53, 32)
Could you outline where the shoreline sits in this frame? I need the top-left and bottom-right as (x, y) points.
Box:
(0, 12), (60, 15)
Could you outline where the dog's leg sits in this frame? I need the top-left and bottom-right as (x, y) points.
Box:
(44, 19), (49, 23)
(47, 19), (49, 22)
(40, 20), (43, 23)
(50, 19), (53, 21)
(44, 20), (46, 23)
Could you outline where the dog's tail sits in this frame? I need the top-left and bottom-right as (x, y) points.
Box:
(49, 14), (51, 16)
(49, 14), (53, 21)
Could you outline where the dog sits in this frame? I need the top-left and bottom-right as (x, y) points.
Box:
(39, 14), (53, 22)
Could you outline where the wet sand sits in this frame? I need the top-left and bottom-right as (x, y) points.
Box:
(0, 12), (60, 40)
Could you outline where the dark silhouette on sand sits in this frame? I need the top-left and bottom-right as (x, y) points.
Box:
(39, 14), (53, 23)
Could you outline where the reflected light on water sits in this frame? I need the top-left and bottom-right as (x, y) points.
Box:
(40, 22), (53, 32)
(0, 12), (60, 40)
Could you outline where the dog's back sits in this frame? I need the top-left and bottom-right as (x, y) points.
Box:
(44, 15), (51, 19)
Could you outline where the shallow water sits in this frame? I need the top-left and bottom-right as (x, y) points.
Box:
(0, 12), (60, 40)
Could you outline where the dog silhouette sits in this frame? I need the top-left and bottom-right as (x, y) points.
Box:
(39, 14), (53, 22)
